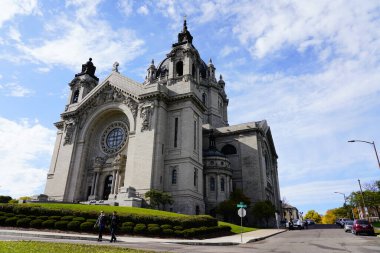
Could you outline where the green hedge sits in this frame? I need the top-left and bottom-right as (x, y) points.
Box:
(30, 219), (43, 228)
(80, 221), (94, 232)
(55, 221), (69, 230)
(0, 216), (7, 226)
(67, 221), (81, 231)
(16, 218), (32, 228)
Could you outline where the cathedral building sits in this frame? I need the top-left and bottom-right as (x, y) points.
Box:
(44, 20), (281, 217)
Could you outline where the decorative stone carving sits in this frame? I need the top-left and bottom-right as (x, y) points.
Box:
(112, 62), (119, 73)
(63, 118), (76, 145)
(112, 153), (125, 166)
(94, 156), (106, 167)
(123, 97), (138, 119)
(140, 102), (154, 132)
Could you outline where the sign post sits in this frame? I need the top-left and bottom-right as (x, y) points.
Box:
(237, 202), (247, 243)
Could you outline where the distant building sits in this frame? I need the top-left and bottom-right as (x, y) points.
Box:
(44, 20), (281, 219)
(282, 203), (300, 221)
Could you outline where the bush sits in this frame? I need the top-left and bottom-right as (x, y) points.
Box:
(49, 216), (61, 220)
(38, 216), (48, 220)
(0, 211), (6, 216)
(174, 230), (184, 237)
(5, 217), (18, 226)
(173, 226), (183, 230)
(120, 226), (134, 234)
(42, 220), (55, 229)
(147, 225), (161, 235)
(86, 218), (97, 223)
(67, 221), (81, 231)
(55, 220), (69, 230)
(133, 224), (146, 234)
(0, 216), (7, 226)
(160, 224), (172, 230)
(28, 215), (36, 220)
(73, 217), (86, 222)
(4, 213), (14, 217)
(162, 228), (174, 236)
(80, 221), (95, 232)
(16, 218), (32, 228)
(30, 219), (43, 228)
(122, 222), (135, 227)
(0, 196), (12, 203)
(15, 214), (27, 219)
(61, 216), (75, 221)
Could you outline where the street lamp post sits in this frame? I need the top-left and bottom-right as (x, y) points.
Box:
(348, 140), (380, 169)
(334, 191), (353, 219)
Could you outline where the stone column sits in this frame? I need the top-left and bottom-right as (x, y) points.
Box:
(93, 172), (99, 197)
(91, 172), (97, 195)
(115, 170), (119, 194)
(111, 170), (116, 194)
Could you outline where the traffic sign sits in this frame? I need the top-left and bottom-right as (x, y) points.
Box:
(238, 208), (246, 217)
(236, 202), (247, 208)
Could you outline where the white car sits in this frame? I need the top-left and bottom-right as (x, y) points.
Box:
(343, 220), (354, 232)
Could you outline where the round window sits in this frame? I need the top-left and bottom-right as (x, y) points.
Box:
(101, 121), (128, 154)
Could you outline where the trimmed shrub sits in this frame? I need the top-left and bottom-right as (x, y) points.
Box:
(174, 230), (184, 237)
(61, 216), (75, 221)
(38, 216), (49, 220)
(4, 213), (14, 217)
(80, 221), (95, 232)
(49, 216), (61, 220)
(147, 225), (161, 235)
(86, 218), (97, 223)
(5, 217), (18, 226)
(15, 214), (27, 219)
(160, 224), (172, 230)
(0, 216), (7, 226)
(120, 226), (134, 234)
(0, 211), (6, 216)
(72, 217), (86, 222)
(28, 215), (36, 220)
(122, 222), (135, 227)
(55, 220), (69, 230)
(67, 220), (81, 231)
(162, 229), (174, 236)
(42, 219), (55, 229)
(133, 224), (146, 234)
(173, 226), (183, 230)
(30, 219), (43, 228)
(16, 218), (32, 227)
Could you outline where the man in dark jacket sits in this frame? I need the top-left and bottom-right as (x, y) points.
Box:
(94, 211), (106, 241)
(109, 211), (118, 243)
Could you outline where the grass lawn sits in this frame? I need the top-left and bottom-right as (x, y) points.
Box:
(24, 203), (186, 217)
(0, 241), (157, 253)
(218, 221), (256, 233)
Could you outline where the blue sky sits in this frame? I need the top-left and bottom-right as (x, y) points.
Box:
(0, 0), (379, 216)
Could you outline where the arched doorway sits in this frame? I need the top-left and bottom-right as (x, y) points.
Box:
(103, 175), (113, 200)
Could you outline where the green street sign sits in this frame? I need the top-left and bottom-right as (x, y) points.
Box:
(236, 202), (247, 208)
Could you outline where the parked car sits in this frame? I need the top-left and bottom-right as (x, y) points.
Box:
(343, 220), (354, 232)
(337, 218), (350, 227)
(305, 219), (315, 225)
(352, 219), (375, 235)
(292, 219), (305, 230)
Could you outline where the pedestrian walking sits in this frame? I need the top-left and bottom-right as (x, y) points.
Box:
(109, 211), (118, 243)
(94, 211), (106, 241)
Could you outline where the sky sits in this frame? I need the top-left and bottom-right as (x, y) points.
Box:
(0, 0), (379, 216)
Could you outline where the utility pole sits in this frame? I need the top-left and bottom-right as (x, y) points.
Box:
(358, 179), (367, 219)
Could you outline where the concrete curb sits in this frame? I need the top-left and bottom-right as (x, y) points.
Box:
(0, 230), (98, 241)
(246, 229), (287, 243)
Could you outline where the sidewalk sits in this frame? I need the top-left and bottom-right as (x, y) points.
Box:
(0, 228), (286, 246)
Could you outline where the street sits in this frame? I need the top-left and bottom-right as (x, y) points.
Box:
(0, 225), (379, 253)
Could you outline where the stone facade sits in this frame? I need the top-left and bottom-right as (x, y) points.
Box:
(44, 20), (281, 218)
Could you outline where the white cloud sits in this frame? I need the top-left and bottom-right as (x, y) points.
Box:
(0, 117), (55, 198)
(137, 5), (149, 15)
(8, 26), (21, 42)
(0, 0), (40, 27)
(0, 83), (33, 97)
(220, 45), (239, 58)
(15, 1), (145, 73)
(118, 0), (134, 16)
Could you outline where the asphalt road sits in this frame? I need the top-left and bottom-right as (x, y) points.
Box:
(1, 225), (379, 253)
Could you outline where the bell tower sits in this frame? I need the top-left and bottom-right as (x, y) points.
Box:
(67, 58), (99, 107)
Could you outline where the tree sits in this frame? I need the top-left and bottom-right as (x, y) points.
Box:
(322, 209), (336, 224)
(216, 189), (251, 223)
(251, 200), (276, 227)
(144, 189), (173, 210)
(0, 196), (12, 203)
(304, 210), (322, 223)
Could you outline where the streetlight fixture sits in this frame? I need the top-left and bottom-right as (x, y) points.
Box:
(348, 140), (380, 169)
(334, 191), (353, 219)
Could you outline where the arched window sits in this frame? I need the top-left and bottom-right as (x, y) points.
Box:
(176, 61), (183, 76)
(193, 168), (198, 186)
(202, 93), (206, 105)
(221, 144), (237, 155)
(221, 177), (225, 192)
(103, 175), (113, 200)
(192, 63), (196, 77)
(72, 90), (80, 103)
(210, 177), (215, 191)
(172, 169), (177, 184)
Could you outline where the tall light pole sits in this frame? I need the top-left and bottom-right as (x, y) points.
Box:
(334, 191), (352, 218)
(348, 140), (380, 169)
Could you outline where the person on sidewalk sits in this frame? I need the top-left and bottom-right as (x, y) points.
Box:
(94, 211), (106, 241)
(109, 211), (118, 243)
